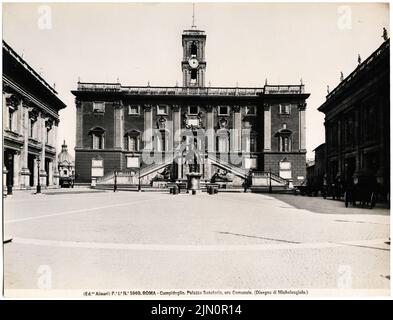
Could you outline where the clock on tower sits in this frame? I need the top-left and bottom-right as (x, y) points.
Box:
(181, 26), (206, 87)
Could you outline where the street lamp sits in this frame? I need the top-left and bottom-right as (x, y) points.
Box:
(113, 170), (117, 192)
(269, 167), (272, 194)
(138, 166), (141, 192)
(7, 153), (13, 195)
(36, 157), (41, 194)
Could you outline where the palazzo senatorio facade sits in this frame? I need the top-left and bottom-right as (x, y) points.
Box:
(72, 26), (310, 187)
(3, 41), (66, 192)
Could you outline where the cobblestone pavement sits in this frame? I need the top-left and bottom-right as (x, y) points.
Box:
(3, 189), (390, 297)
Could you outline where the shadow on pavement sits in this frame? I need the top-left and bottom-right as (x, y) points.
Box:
(261, 193), (390, 216)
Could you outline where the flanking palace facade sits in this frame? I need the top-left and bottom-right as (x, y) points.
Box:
(3, 41), (66, 192)
(72, 26), (310, 187)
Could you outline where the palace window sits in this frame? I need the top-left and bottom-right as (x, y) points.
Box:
(363, 106), (377, 141)
(189, 105), (199, 115)
(8, 106), (15, 131)
(245, 106), (256, 115)
(156, 130), (167, 152)
(128, 105), (139, 115)
(157, 105), (168, 115)
(344, 114), (354, 147)
(93, 102), (105, 113)
(217, 130), (230, 153)
(244, 132), (257, 152)
(90, 127), (105, 149)
(46, 127), (50, 144)
(29, 117), (37, 138)
(127, 136), (139, 152)
(218, 106), (229, 116)
(250, 135), (257, 152)
(279, 104), (291, 115)
(279, 136), (291, 152)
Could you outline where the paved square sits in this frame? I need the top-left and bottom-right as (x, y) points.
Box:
(3, 189), (390, 296)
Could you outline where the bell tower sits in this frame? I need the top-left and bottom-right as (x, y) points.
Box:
(181, 6), (206, 87)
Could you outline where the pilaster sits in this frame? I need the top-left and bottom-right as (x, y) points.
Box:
(264, 103), (271, 151)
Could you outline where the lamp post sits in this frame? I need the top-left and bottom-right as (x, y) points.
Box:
(36, 157), (41, 194)
(138, 167), (141, 192)
(269, 167), (272, 194)
(113, 170), (117, 192)
(7, 153), (13, 195)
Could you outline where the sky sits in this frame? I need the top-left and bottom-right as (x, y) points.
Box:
(2, 2), (390, 159)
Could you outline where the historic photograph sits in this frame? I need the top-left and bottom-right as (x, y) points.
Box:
(1, 2), (390, 298)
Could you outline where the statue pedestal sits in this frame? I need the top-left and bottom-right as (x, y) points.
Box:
(187, 172), (202, 194)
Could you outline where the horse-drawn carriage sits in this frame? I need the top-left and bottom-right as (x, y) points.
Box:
(294, 176), (323, 196)
(344, 169), (377, 209)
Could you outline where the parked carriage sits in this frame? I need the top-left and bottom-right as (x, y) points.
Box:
(344, 169), (377, 209)
(325, 173), (346, 200)
(294, 176), (322, 196)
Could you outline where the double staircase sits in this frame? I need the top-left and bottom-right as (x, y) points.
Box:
(95, 153), (290, 192)
(206, 153), (248, 179)
(250, 171), (290, 192)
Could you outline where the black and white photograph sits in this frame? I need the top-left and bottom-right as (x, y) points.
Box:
(1, 1), (390, 299)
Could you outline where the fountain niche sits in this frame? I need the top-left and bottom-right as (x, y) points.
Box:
(187, 158), (202, 195)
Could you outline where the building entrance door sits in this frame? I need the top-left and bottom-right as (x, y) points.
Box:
(45, 158), (50, 186)
(28, 154), (35, 187)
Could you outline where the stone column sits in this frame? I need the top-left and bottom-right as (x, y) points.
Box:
(40, 114), (47, 187)
(114, 102), (123, 149)
(143, 105), (153, 150)
(264, 103), (271, 151)
(20, 103), (30, 188)
(75, 99), (83, 148)
(337, 118), (342, 173)
(48, 161), (53, 186)
(298, 103), (306, 151)
(13, 151), (20, 188)
(232, 106), (241, 152)
(16, 100), (23, 134)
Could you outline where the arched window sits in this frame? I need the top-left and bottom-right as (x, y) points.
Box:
(124, 130), (140, 152)
(280, 136), (291, 152)
(128, 136), (137, 151)
(191, 41), (198, 56)
(274, 128), (292, 152)
(190, 69), (197, 84)
(89, 127), (105, 149)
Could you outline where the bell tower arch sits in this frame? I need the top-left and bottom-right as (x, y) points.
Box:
(181, 8), (206, 87)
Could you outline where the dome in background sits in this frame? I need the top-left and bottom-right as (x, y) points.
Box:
(58, 140), (74, 166)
